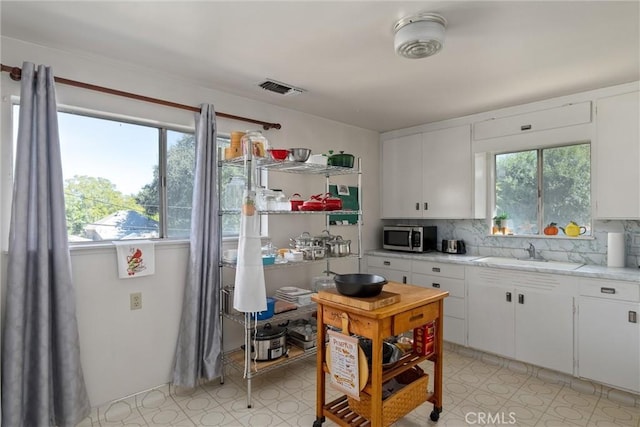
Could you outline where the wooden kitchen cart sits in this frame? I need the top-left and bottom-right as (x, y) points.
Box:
(312, 282), (448, 427)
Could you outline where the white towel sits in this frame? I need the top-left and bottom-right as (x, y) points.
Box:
(113, 240), (156, 279)
(233, 190), (267, 313)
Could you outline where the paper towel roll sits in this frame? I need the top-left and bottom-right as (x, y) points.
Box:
(607, 232), (625, 268)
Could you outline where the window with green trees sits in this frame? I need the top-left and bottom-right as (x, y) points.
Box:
(494, 143), (591, 236)
(12, 106), (239, 241)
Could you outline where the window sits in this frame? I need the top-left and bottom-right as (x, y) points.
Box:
(12, 106), (239, 241)
(494, 143), (591, 236)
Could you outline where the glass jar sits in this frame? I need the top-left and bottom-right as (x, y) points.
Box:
(272, 189), (289, 211)
(222, 176), (246, 211)
(241, 131), (269, 159)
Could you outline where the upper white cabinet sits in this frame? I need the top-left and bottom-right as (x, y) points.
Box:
(473, 102), (592, 140)
(381, 124), (473, 219)
(381, 133), (423, 218)
(595, 91), (640, 219)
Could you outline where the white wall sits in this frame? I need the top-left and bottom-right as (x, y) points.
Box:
(0, 37), (380, 406)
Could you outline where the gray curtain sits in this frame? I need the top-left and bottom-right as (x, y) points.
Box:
(172, 104), (222, 387)
(1, 63), (90, 426)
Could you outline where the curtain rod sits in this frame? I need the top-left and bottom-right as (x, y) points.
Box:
(1, 63), (281, 130)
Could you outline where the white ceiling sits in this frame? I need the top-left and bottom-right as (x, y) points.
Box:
(1, 1), (639, 132)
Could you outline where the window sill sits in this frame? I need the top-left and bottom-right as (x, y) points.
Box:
(487, 233), (595, 240)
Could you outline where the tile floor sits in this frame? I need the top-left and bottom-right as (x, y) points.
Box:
(79, 347), (640, 426)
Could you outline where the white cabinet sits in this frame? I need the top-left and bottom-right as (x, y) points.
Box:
(578, 278), (640, 393)
(366, 255), (410, 284)
(595, 90), (640, 219)
(411, 261), (467, 345)
(473, 102), (591, 140)
(381, 125), (473, 219)
(421, 125), (473, 218)
(467, 267), (575, 374)
(381, 134), (423, 218)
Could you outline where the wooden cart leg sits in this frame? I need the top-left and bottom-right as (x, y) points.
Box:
(431, 300), (445, 422)
(315, 306), (326, 424)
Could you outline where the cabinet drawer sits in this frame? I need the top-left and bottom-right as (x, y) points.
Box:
(393, 303), (439, 335)
(443, 316), (465, 346)
(473, 102), (592, 140)
(444, 296), (465, 319)
(367, 267), (409, 284)
(580, 278), (639, 302)
(412, 274), (465, 298)
(322, 306), (393, 338)
(367, 256), (411, 271)
(412, 261), (465, 280)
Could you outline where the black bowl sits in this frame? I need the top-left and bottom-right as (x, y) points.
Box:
(333, 273), (387, 297)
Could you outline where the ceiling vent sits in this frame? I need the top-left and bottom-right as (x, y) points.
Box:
(259, 79), (305, 96)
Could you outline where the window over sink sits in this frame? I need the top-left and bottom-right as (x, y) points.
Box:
(493, 142), (591, 236)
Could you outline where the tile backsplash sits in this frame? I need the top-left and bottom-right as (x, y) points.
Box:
(382, 219), (640, 268)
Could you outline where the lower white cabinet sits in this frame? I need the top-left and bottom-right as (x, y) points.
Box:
(366, 255), (410, 284)
(467, 267), (575, 374)
(578, 278), (640, 393)
(411, 261), (466, 345)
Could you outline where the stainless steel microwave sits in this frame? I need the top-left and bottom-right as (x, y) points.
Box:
(383, 225), (437, 253)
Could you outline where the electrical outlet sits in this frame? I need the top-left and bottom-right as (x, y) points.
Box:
(632, 233), (640, 248)
(130, 292), (142, 310)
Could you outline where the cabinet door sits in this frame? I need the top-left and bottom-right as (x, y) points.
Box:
(578, 297), (640, 392)
(595, 91), (640, 219)
(515, 290), (574, 374)
(381, 134), (423, 218)
(468, 283), (515, 358)
(421, 125), (472, 218)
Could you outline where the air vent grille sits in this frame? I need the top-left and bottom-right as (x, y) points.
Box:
(259, 79), (305, 96)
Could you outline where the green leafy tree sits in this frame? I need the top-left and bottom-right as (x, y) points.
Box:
(496, 144), (591, 235)
(65, 175), (144, 236)
(136, 135), (196, 237)
(135, 134), (244, 237)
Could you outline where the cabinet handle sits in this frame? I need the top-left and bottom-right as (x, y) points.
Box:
(521, 124), (532, 131)
(518, 294), (524, 304)
(630, 311), (637, 324)
(409, 313), (424, 322)
(416, 202), (420, 211)
(506, 292), (512, 302)
(432, 283), (440, 288)
(432, 267), (440, 273)
(424, 202), (429, 210)
(601, 287), (616, 294)
(402, 276), (407, 284)
(383, 261), (390, 266)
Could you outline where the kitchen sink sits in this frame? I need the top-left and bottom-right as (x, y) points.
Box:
(473, 256), (583, 271)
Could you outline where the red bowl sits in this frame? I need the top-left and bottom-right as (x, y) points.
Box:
(268, 149), (290, 161)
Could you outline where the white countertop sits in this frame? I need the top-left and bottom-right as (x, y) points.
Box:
(366, 249), (640, 283)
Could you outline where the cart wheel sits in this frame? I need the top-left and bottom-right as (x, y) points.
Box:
(312, 419), (323, 427)
(430, 410), (440, 422)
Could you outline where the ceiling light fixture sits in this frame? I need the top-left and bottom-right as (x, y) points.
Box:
(393, 13), (447, 59)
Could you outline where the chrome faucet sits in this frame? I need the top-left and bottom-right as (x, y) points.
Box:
(526, 243), (536, 259)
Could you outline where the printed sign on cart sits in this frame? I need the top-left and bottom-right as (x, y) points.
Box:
(327, 330), (360, 400)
